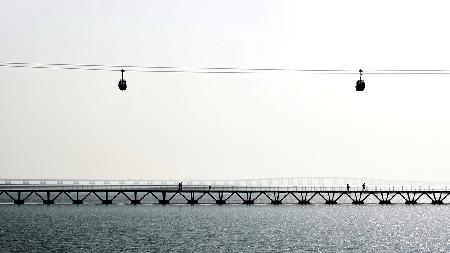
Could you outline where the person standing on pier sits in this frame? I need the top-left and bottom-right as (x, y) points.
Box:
(178, 182), (183, 192)
(347, 184), (350, 191)
(362, 183), (366, 191)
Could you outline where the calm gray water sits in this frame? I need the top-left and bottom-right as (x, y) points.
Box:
(1, 204), (450, 252)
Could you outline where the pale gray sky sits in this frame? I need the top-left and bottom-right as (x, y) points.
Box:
(1, 0), (450, 181)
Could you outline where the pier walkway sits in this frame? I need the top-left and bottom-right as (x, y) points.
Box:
(1, 185), (450, 205)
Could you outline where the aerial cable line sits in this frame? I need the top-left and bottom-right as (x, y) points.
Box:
(3, 61), (450, 91)
(0, 61), (353, 73)
(0, 62), (180, 70)
(375, 69), (449, 72)
(0, 64), (253, 73)
(3, 61), (450, 74)
(0, 62), (254, 73)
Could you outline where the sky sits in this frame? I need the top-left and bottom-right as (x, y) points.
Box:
(1, 1), (450, 181)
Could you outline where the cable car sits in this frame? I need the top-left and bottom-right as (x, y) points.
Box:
(118, 69), (127, 91)
(355, 69), (365, 91)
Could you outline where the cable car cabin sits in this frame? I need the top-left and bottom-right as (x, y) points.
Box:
(355, 80), (365, 91)
(118, 79), (127, 91)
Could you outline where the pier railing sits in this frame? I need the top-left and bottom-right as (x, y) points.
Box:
(2, 177), (450, 188)
(1, 184), (448, 192)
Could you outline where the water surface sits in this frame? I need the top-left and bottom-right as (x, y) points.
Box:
(1, 204), (449, 252)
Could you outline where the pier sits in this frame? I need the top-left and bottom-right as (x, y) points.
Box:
(1, 184), (450, 205)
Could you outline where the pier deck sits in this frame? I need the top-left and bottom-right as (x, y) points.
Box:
(1, 185), (450, 205)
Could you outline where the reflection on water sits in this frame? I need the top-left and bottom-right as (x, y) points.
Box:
(0, 205), (449, 252)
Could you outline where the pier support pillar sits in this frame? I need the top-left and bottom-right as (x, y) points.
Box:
(240, 192), (258, 205)
(14, 199), (24, 205)
(73, 192), (83, 205)
(243, 200), (254, 205)
(130, 192), (141, 205)
(216, 200), (226, 205)
(400, 193), (422, 205)
(292, 193), (314, 205)
(72, 192), (84, 205)
(43, 199), (54, 205)
(14, 192), (24, 205)
(214, 192), (227, 205)
(186, 192), (199, 205)
(102, 192), (112, 205)
(319, 193), (343, 205)
(73, 200), (83, 205)
(187, 199), (198, 205)
(352, 200), (364, 205)
(43, 192), (54, 205)
(159, 192), (170, 205)
(268, 192), (285, 205)
(427, 193), (448, 205)
(376, 192), (394, 205)
(159, 200), (170, 205)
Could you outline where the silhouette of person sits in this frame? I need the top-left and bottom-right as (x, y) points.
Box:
(178, 182), (183, 192)
(362, 183), (366, 191)
(208, 185), (211, 190)
(347, 184), (350, 191)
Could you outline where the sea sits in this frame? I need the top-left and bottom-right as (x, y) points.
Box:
(1, 204), (450, 252)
